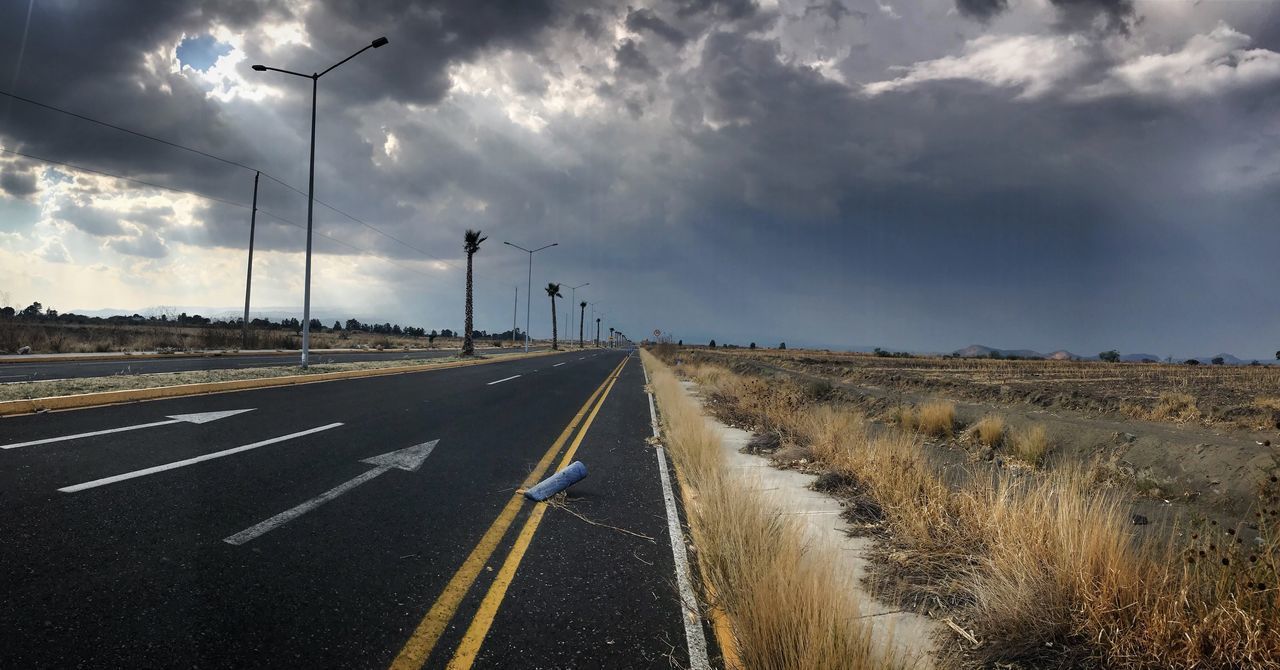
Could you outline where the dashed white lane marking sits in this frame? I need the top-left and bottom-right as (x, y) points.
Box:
(641, 359), (712, 670)
(486, 375), (521, 385)
(58, 422), (343, 493)
(553, 362), (565, 367)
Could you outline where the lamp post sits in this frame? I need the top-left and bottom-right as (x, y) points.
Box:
(252, 36), (389, 368)
(562, 282), (588, 345)
(503, 241), (557, 353)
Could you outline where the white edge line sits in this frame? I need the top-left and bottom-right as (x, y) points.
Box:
(58, 423), (343, 493)
(486, 374), (521, 385)
(643, 358), (712, 670)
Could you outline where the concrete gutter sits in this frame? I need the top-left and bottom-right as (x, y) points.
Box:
(0, 350), (559, 417)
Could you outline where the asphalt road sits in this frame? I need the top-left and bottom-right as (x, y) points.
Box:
(0, 346), (543, 382)
(0, 349), (713, 668)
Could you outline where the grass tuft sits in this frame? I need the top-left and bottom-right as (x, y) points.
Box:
(915, 400), (956, 439)
(1010, 424), (1050, 467)
(967, 414), (1006, 448)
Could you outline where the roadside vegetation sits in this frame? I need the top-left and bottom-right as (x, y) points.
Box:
(0, 355), (478, 403)
(653, 347), (1280, 669)
(641, 350), (902, 670)
(0, 300), (528, 355)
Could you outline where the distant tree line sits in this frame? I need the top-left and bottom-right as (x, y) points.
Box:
(0, 300), (524, 341)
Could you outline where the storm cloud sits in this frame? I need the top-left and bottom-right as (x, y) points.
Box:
(2, 0), (1280, 359)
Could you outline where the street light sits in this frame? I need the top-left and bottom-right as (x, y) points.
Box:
(561, 282), (588, 346)
(504, 241), (557, 352)
(252, 36), (389, 368)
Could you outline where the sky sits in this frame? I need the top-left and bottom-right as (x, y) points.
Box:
(1, 0), (1278, 359)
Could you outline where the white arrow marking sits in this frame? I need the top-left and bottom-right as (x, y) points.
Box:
(58, 422), (342, 493)
(487, 375), (521, 385)
(2, 409), (256, 450)
(223, 440), (438, 545)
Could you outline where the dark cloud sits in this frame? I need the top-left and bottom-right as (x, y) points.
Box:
(0, 163), (38, 198)
(626, 8), (688, 45)
(1049, 0), (1137, 35)
(954, 0), (1009, 22)
(616, 39), (661, 79)
(804, 0), (865, 25)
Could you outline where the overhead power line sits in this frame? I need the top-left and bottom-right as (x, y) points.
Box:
(0, 88), (459, 269)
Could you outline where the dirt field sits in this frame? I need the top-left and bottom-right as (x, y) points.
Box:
(678, 347), (1280, 521)
(713, 348), (1280, 431)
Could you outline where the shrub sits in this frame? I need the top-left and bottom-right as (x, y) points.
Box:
(1099, 350), (1121, 363)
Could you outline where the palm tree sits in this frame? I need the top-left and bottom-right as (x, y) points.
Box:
(545, 282), (562, 350)
(578, 301), (586, 348)
(595, 317), (601, 347)
(462, 229), (486, 356)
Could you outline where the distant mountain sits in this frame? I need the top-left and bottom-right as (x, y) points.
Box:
(1184, 353), (1250, 365)
(1045, 350), (1080, 361)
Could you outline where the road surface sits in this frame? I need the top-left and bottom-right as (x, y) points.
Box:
(0, 349), (716, 668)
(0, 346), (544, 383)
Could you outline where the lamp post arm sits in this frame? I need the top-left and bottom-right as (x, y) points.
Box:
(319, 44), (374, 78)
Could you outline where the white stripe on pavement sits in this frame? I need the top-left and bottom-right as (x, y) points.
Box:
(641, 358), (711, 670)
(552, 362), (565, 367)
(58, 423), (343, 493)
(223, 467), (384, 545)
(3, 420), (179, 449)
(486, 375), (521, 385)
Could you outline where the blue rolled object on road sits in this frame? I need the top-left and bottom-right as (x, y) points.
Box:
(524, 461), (588, 501)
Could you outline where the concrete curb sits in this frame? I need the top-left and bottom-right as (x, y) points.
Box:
(0, 350), (560, 417)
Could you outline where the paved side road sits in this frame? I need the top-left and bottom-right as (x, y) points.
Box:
(0, 346), (552, 382)
(0, 349), (714, 668)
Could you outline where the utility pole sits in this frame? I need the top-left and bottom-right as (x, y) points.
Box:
(241, 170), (259, 349)
(512, 286), (518, 347)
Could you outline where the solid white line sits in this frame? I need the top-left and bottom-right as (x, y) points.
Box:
(3, 419), (179, 450)
(486, 375), (521, 385)
(0, 374), (29, 380)
(223, 466), (388, 545)
(552, 362), (565, 367)
(643, 359), (711, 670)
(58, 423), (343, 493)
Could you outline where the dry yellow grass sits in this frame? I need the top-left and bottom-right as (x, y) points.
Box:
(915, 400), (955, 439)
(967, 414), (1006, 447)
(665, 355), (1280, 669)
(1010, 424), (1049, 467)
(1150, 392), (1201, 422)
(642, 350), (901, 670)
(1254, 396), (1280, 411)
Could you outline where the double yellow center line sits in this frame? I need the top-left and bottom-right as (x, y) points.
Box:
(390, 355), (629, 669)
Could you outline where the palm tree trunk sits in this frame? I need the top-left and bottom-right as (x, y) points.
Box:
(550, 296), (558, 350)
(578, 304), (585, 348)
(462, 252), (474, 356)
